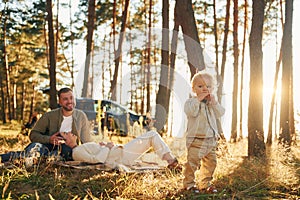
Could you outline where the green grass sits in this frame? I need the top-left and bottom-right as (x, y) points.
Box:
(0, 122), (299, 199)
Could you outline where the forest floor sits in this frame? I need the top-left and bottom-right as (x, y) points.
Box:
(0, 121), (299, 199)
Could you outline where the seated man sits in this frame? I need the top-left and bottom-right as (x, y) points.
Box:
(0, 87), (93, 163)
(61, 130), (181, 170)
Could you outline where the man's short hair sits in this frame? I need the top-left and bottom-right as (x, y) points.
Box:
(57, 87), (73, 98)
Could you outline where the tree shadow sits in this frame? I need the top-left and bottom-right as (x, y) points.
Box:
(2, 162), (120, 199)
(172, 189), (227, 200)
(272, 144), (300, 196)
(211, 142), (300, 199)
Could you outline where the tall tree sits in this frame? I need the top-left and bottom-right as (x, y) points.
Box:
(231, 0), (239, 142)
(2, 1), (15, 122)
(69, 0), (75, 89)
(266, 0), (284, 144)
(0, 1), (8, 124)
(175, 0), (205, 77)
(218, 0), (231, 102)
(279, 0), (294, 145)
(46, 0), (58, 109)
(168, 21), (180, 136)
(146, 0), (152, 112)
(248, 0), (266, 157)
(154, 0), (170, 132)
(82, 0), (95, 98)
(239, 0), (248, 140)
(212, 0), (219, 69)
(267, 45), (282, 144)
(110, 0), (130, 101)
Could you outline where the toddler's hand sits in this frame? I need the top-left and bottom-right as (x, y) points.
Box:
(207, 94), (217, 105)
(197, 92), (210, 102)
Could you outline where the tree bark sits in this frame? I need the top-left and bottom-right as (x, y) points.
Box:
(110, 0), (130, 101)
(3, 3), (12, 121)
(213, 0), (219, 70)
(239, 0), (248, 140)
(267, 48), (282, 145)
(218, 0), (230, 101)
(248, 0), (266, 157)
(231, 0), (239, 142)
(154, 0), (170, 133)
(46, 0), (58, 109)
(279, 0), (294, 145)
(82, 0), (95, 98)
(146, 0), (152, 112)
(175, 0), (205, 78)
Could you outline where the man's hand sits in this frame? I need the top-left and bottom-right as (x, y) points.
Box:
(50, 132), (66, 145)
(60, 132), (78, 149)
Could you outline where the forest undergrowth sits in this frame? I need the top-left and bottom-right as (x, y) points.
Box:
(0, 121), (299, 199)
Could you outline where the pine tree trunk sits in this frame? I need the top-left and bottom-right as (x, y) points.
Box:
(110, 0), (130, 101)
(46, 0), (57, 109)
(218, 0), (230, 101)
(231, 0), (239, 142)
(3, 5), (12, 121)
(213, 0), (219, 70)
(154, 0), (170, 133)
(146, 0), (152, 112)
(267, 47), (282, 144)
(239, 0), (248, 140)
(82, 0), (95, 98)
(248, 0), (266, 157)
(175, 0), (205, 77)
(279, 0), (294, 145)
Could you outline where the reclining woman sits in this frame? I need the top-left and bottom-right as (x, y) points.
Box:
(60, 130), (181, 170)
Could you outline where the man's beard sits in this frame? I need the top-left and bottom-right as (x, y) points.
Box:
(62, 104), (74, 112)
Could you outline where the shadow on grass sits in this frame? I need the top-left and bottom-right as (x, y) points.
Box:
(208, 143), (300, 199)
(171, 189), (228, 200)
(275, 144), (300, 197)
(1, 162), (120, 199)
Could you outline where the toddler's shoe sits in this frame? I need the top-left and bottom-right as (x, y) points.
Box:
(185, 185), (200, 193)
(202, 185), (218, 193)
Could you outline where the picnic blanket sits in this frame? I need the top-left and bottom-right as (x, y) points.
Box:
(1, 155), (166, 173)
(53, 160), (165, 173)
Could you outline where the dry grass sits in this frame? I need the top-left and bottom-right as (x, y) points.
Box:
(0, 122), (299, 199)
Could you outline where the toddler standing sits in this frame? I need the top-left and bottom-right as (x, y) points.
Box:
(183, 72), (225, 193)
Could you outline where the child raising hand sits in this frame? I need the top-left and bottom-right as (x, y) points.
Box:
(183, 72), (225, 193)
